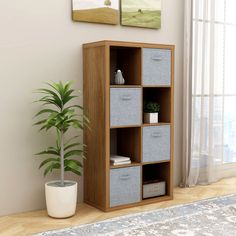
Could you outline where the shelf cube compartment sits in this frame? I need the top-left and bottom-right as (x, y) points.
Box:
(110, 88), (142, 127)
(143, 87), (171, 124)
(142, 162), (171, 199)
(110, 166), (141, 207)
(110, 127), (142, 165)
(142, 125), (170, 163)
(110, 46), (141, 85)
(142, 48), (171, 86)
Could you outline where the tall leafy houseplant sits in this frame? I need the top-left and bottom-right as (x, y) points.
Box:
(34, 81), (88, 218)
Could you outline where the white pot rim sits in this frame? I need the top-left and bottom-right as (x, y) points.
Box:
(45, 180), (77, 188)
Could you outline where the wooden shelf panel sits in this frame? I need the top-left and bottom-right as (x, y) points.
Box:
(142, 160), (170, 165)
(109, 160), (171, 168)
(142, 85), (172, 88)
(142, 122), (171, 127)
(111, 123), (170, 129)
(110, 162), (141, 169)
(106, 195), (172, 211)
(142, 195), (172, 203)
(110, 125), (141, 129)
(110, 85), (142, 88)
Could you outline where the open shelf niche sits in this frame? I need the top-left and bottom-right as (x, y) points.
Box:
(143, 87), (171, 124)
(142, 162), (171, 199)
(110, 127), (141, 167)
(110, 46), (141, 85)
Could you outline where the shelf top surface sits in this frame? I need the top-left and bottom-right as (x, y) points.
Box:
(110, 160), (170, 169)
(83, 40), (175, 49)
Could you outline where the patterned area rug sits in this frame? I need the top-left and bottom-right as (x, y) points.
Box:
(35, 194), (236, 236)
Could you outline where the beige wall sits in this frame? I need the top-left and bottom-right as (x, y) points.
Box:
(0, 0), (184, 216)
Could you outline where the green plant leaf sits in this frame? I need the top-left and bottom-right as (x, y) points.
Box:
(65, 166), (81, 176)
(47, 146), (60, 153)
(39, 158), (60, 169)
(64, 142), (81, 151)
(67, 105), (84, 110)
(64, 149), (83, 159)
(65, 136), (79, 145)
(63, 95), (77, 106)
(64, 160), (82, 175)
(68, 119), (83, 129)
(65, 159), (83, 168)
(33, 119), (47, 126)
(43, 162), (60, 177)
(36, 88), (61, 105)
(63, 89), (74, 100)
(35, 150), (60, 156)
(34, 109), (58, 118)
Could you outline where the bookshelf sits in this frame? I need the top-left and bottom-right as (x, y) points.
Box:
(83, 40), (174, 211)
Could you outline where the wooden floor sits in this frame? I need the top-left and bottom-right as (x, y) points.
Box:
(1, 177), (236, 236)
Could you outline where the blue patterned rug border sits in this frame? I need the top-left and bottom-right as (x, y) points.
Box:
(34, 193), (236, 236)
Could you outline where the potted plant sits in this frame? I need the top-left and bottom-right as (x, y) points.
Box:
(34, 81), (88, 218)
(144, 101), (160, 124)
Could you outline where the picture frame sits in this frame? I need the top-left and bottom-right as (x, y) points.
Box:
(121, 0), (161, 29)
(72, 0), (119, 25)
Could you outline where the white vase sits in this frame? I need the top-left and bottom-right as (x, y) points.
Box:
(114, 70), (125, 85)
(45, 180), (77, 218)
(144, 112), (158, 123)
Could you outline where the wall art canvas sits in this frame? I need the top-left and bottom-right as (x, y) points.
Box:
(121, 0), (161, 29)
(72, 0), (119, 25)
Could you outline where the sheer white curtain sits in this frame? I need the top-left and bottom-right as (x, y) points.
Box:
(182, 0), (236, 187)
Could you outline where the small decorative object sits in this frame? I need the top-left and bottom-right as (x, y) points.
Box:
(144, 101), (160, 123)
(34, 81), (89, 218)
(114, 70), (125, 85)
(121, 0), (161, 29)
(72, 0), (119, 25)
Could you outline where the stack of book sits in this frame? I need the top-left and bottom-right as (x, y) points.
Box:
(110, 155), (131, 166)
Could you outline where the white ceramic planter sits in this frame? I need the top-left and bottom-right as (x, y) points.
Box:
(45, 180), (77, 218)
(144, 112), (158, 123)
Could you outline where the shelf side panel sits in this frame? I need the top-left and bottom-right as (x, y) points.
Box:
(83, 45), (108, 209)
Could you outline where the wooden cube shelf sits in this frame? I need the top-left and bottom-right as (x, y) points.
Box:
(83, 40), (174, 211)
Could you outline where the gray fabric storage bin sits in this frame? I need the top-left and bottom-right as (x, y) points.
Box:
(142, 125), (170, 163)
(142, 48), (171, 86)
(110, 88), (142, 127)
(110, 166), (141, 207)
(143, 181), (166, 199)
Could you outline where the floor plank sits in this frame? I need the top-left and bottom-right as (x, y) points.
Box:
(0, 177), (236, 236)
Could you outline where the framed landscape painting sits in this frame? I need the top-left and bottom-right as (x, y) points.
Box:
(72, 0), (119, 25)
(121, 0), (161, 29)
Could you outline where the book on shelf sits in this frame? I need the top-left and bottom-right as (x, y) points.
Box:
(111, 160), (131, 166)
(110, 155), (131, 163)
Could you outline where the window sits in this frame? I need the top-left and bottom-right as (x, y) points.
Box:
(192, 0), (236, 164)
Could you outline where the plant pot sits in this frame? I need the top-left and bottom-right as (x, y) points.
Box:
(144, 112), (158, 124)
(45, 180), (77, 218)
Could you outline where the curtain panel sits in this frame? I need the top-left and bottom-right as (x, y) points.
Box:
(182, 0), (236, 187)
